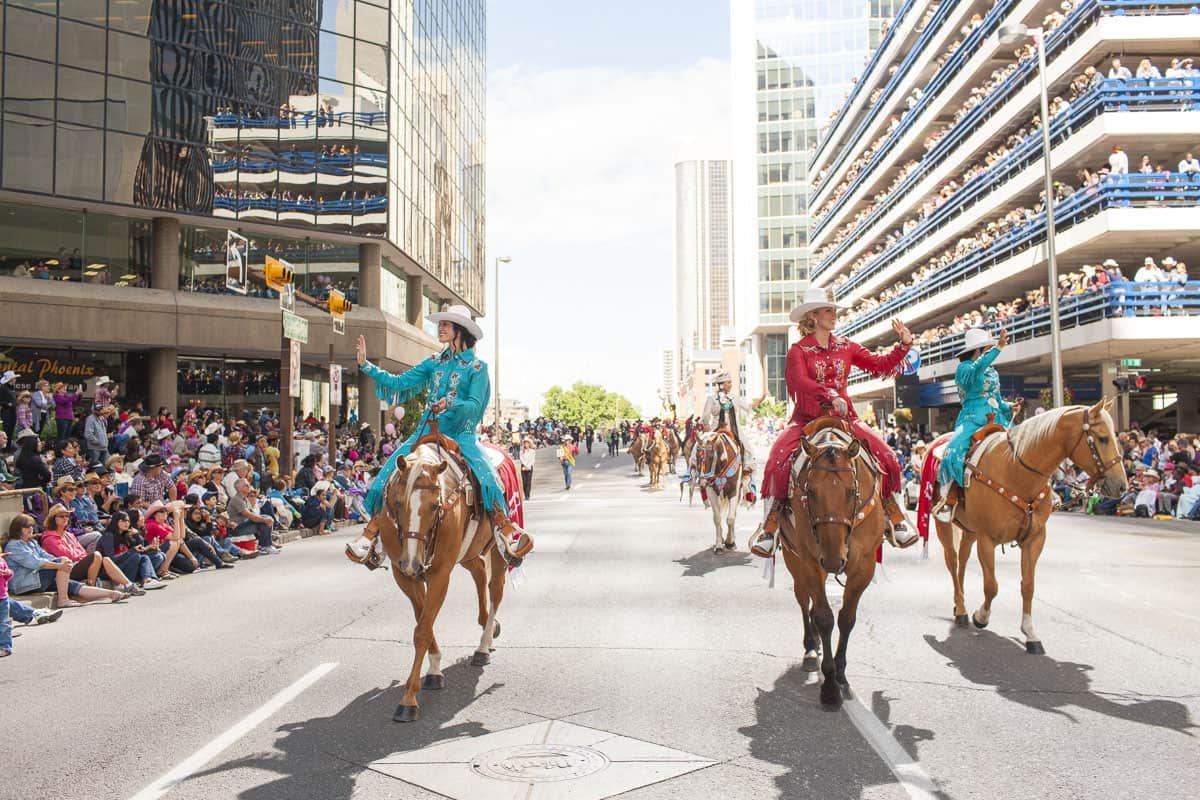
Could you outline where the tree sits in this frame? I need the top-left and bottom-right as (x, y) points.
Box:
(540, 382), (639, 429)
(755, 398), (788, 419)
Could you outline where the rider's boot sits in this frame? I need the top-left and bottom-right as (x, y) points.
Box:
(933, 482), (960, 523)
(750, 498), (785, 558)
(345, 515), (385, 570)
(490, 510), (534, 569)
(883, 493), (918, 548)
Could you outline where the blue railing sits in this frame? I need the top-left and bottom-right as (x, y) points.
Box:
(806, 0), (974, 200)
(810, 0), (920, 166)
(212, 111), (387, 129)
(849, 281), (1200, 384)
(212, 153), (388, 176)
(811, 0), (1200, 240)
(815, 78), (1200, 285)
(836, 175), (1200, 338)
(213, 196), (387, 214)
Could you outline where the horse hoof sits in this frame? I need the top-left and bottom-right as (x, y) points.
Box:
(421, 674), (445, 690)
(713, 547), (722, 555)
(820, 685), (842, 709)
(493, 621), (501, 639)
(801, 655), (820, 672)
(393, 704), (419, 723)
(836, 679), (852, 699)
(724, 540), (735, 550)
(954, 614), (970, 628)
(471, 651), (491, 667)
(1026, 640), (1046, 655)
(972, 613), (989, 629)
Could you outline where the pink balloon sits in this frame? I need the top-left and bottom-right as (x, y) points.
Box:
(384, 422), (396, 436)
(393, 406), (406, 421)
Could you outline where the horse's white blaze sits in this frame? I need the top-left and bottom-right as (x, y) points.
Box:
(402, 454), (424, 567)
(1020, 612), (1039, 643)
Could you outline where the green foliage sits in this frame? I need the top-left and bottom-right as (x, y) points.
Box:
(394, 390), (428, 439)
(540, 382), (639, 429)
(755, 398), (788, 419)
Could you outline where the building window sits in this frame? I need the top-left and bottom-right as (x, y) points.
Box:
(765, 333), (787, 402)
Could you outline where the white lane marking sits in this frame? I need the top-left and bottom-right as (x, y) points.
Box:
(843, 696), (941, 800)
(558, 493), (569, 501)
(129, 662), (340, 800)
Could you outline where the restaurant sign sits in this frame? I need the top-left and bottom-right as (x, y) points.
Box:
(0, 347), (105, 390)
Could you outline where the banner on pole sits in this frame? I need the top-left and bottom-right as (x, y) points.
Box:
(289, 339), (301, 398)
(329, 364), (342, 405)
(279, 282), (295, 314)
(225, 230), (248, 295)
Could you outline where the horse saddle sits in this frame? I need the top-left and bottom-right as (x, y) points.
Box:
(792, 416), (880, 481)
(803, 416), (853, 438)
(411, 431), (478, 512)
(961, 415), (1007, 490)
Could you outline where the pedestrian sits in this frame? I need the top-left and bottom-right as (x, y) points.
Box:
(0, 370), (17, 444)
(519, 437), (536, 499)
(558, 434), (578, 490)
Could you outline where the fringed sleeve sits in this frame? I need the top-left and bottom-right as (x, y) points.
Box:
(361, 358), (433, 407)
(849, 340), (911, 378)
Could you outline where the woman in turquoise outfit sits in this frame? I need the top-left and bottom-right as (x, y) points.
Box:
(344, 304), (532, 567)
(936, 327), (1023, 520)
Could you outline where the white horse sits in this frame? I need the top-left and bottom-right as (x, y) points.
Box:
(695, 430), (744, 554)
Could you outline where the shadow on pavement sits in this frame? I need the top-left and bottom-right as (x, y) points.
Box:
(925, 630), (1197, 736)
(870, 690), (936, 762)
(674, 548), (753, 578)
(189, 659), (503, 799)
(740, 664), (945, 799)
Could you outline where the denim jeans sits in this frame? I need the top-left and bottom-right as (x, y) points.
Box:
(233, 520), (273, 548)
(1, 598), (13, 652)
(203, 536), (239, 558)
(562, 461), (573, 489)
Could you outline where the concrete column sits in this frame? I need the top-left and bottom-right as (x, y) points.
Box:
(1177, 385), (1200, 433)
(406, 275), (424, 327)
(148, 348), (178, 415)
(151, 217), (180, 290)
(358, 368), (382, 436)
(357, 243), (381, 310)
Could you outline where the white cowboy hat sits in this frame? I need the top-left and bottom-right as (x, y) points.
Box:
(0, 370), (17, 385)
(1102, 258), (1119, 268)
(427, 303), (484, 341)
(957, 327), (996, 356)
(94, 375), (113, 385)
(713, 371), (733, 385)
(789, 287), (843, 322)
(311, 480), (333, 496)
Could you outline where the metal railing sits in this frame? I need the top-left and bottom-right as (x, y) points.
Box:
(811, 0), (1200, 239)
(848, 281), (1200, 385)
(814, 78), (1200, 286)
(212, 153), (388, 175)
(835, 174), (1200, 338)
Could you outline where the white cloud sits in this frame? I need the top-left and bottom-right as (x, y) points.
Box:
(477, 57), (730, 416)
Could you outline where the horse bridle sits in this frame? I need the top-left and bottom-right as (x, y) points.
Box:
(401, 474), (470, 568)
(1006, 408), (1122, 487)
(794, 448), (878, 543)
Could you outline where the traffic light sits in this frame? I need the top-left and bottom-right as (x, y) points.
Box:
(327, 289), (351, 335)
(263, 255), (294, 290)
(1112, 375), (1147, 394)
(1134, 374), (1146, 391)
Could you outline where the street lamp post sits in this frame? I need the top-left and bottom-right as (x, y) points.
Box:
(1000, 23), (1064, 407)
(492, 255), (511, 436)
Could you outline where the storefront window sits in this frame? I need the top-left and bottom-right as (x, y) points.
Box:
(379, 256), (408, 319)
(0, 202), (150, 286)
(0, 346), (133, 409)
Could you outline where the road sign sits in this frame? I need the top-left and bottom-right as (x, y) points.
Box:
(279, 282), (295, 314)
(288, 339), (301, 398)
(1120, 358), (1142, 367)
(329, 364), (342, 405)
(283, 310), (308, 343)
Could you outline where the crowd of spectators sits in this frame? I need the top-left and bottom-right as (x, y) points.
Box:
(213, 187), (386, 212)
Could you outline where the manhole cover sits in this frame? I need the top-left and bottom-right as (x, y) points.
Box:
(471, 744), (610, 783)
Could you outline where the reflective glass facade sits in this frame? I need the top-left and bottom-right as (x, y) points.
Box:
(0, 0), (485, 308)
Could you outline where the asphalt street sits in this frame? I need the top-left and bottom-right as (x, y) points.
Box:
(2, 445), (1198, 800)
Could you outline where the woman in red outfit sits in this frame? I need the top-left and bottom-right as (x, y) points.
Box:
(752, 287), (916, 555)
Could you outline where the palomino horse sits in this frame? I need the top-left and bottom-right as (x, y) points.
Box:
(646, 431), (671, 489)
(932, 400), (1126, 654)
(376, 441), (507, 722)
(694, 428), (744, 554)
(629, 432), (649, 476)
(780, 421), (885, 708)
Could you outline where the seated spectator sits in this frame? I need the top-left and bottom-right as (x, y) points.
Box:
(2, 514), (127, 607)
(52, 437), (86, 483)
(131, 453), (176, 504)
(41, 502), (143, 595)
(97, 512), (166, 590)
(302, 482), (334, 535)
(144, 500), (197, 576)
(0, 551), (63, 657)
(49, 477), (101, 551)
(182, 503), (231, 569)
(227, 478), (280, 555)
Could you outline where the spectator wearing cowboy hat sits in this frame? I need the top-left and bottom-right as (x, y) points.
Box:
(93, 376), (116, 409)
(223, 459), (252, 503)
(84, 403), (111, 465)
(130, 453), (177, 505)
(15, 390), (34, 440)
(39, 504), (141, 596)
(144, 500), (198, 575)
(558, 434), (578, 490)
(49, 476), (101, 550)
(519, 437), (536, 499)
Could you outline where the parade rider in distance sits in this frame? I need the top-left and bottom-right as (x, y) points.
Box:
(752, 286), (918, 557)
(344, 305), (533, 569)
(934, 326), (1022, 522)
(700, 371), (762, 494)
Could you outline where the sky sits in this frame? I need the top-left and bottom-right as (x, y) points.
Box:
(473, 1), (733, 418)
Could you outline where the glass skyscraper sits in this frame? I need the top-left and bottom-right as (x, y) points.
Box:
(731, 0), (899, 401)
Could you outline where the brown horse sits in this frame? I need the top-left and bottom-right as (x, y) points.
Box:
(933, 399), (1126, 654)
(646, 431), (670, 489)
(629, 432), (649, 476)
(696, 429), (744, 554)
(666, 430), (680, 474)
(779, 422), (885, 708)
(376, 442), (507, 722)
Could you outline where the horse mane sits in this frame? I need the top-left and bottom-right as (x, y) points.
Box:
(1006, 405), (1094, 462)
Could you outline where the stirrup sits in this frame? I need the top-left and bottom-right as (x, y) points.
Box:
(884, 518), (918, 549)
(749, 524), (779, 558)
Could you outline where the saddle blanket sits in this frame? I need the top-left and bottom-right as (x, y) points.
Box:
(482, 443), (524, 528)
